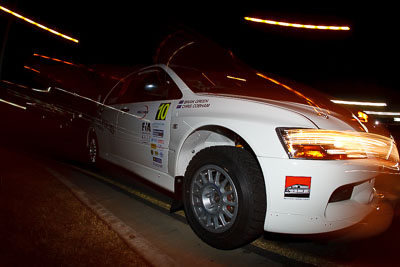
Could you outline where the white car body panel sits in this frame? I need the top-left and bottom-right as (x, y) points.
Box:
(92, 63), (398, 235)
(258, 157), (377, 233)
(96, 104), (119, 155)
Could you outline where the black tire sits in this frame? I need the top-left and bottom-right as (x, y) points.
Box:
(183, 146), (266, 249)
(87, 132), (99, 166)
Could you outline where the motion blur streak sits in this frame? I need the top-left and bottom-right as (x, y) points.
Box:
(0, 5), (79, 43)
(0, 97), (27, 110)
(244, 16), (350, 30)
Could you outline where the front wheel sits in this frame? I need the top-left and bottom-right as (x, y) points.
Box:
(183, 146), (266, 249)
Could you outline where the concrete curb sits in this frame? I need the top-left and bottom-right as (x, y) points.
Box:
(46, 167), (181, 267)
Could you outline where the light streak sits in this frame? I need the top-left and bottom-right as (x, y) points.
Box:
(256, 72), (327, 116)
(1, 79), (29, 89)
(32, 53), (119, 80)
(202, 73), (215, 86)
(0, 97), (27, 110)
(33, 53), (75, 66)
(244, 16), (350, 31)
(394, 118), (400, 122)
(32, 87), (51, 93)
(364, 111), (400, 116)
(331, 100), (387, 107)
(166, 41), (195, 67)
(0, 5), (79, 43)
(24, 65), (40, 73)
(227, 75), (246, 82)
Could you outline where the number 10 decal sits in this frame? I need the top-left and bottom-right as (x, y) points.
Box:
(155, 103), (171, 120)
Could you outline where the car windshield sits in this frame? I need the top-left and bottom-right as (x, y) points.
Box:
(170, 64), (284, 97)
(155, 30), (332, 106)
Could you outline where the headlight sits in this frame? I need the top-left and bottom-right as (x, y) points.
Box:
(277, 128), (399, 163)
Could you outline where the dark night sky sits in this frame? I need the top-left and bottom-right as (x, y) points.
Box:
(1, 1), (399, 103)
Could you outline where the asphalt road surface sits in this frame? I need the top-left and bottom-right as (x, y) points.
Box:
(1, 89), (400, 266)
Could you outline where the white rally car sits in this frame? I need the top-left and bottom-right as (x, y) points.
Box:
(87, 32), (399, 249)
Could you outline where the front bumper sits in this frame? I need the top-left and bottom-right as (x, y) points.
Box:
(258, 157), (386, 234)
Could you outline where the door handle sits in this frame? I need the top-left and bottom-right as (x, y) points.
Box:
(121, 107), (130, 112)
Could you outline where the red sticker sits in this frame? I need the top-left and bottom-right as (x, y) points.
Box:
(284, 176), (311, 198)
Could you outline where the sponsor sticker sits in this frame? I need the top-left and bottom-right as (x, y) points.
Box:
(176, 100), (184, 109)
(141, 122), (151, 143)
(284, 176), (311, 199)
(136, 105), (149, 119)
(151, 150), (164, 158)
(176, 99), (210, 109)
(151, 138), (164, 144)
(155, 103), (170, 120)
(142, 122), (151, 132)
(153, 157), (162, 164)
(153, 129), (164, 138)
(152, 157), (163, 168)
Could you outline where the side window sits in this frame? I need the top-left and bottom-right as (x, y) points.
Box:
(104, 78), (133, 105)
(104, 68), (182, 105)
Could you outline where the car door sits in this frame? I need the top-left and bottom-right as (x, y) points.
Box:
(114, 67), (182, 174)
(95, 82), (124, 159)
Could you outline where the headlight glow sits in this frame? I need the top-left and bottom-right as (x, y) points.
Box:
(278, 128), (399, 164)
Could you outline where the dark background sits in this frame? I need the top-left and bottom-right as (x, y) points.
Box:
(1, 1), (399, 104)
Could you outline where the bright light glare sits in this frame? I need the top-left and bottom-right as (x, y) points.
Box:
(282, 129), (399, 167)
(357, 111), (368, 123)
(244, 16), (350, 31)
(0, 5), (79, 43)
(394, 118), (400, 122)
(331, 100), (387, 107)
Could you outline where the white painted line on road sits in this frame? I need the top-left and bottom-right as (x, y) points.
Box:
(46, 167), (181, 267)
